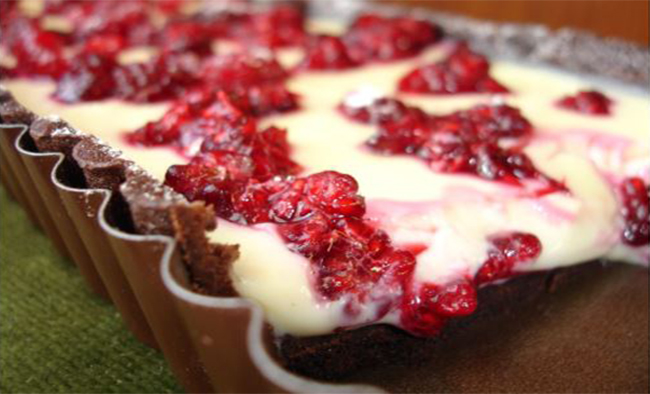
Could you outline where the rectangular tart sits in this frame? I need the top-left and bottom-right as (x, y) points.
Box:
(0, 1), (648, 392)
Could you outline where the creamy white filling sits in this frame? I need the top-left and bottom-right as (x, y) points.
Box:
(4, 41), (649, 335)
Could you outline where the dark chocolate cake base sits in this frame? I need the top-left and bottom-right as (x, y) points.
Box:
(345, 262), (648, 393)
(278, 261), (649, 393)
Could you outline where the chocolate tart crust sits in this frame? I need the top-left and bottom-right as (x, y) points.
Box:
(0, 4), (648, 392)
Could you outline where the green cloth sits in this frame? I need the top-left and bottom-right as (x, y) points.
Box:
(0, 187), (183, 393)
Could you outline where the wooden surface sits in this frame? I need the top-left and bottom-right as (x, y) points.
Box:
(384, 0), (649, 45)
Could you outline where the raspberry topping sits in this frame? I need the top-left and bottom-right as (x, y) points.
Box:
(2, 18), (69, 78)
(53, 49), (295, 105)
(398, 43), (509, 94)
(475, 232), (542, 285)
(42, 0), (85, 15)
(113, 54), (201, 103)
(39, 0), (156, 46)
(167, 163), (417, 315)
(164, 123), (301, 221)
(400, 280), (477, 336)
(619, 177), (650, 246)
(0, 0), (19, 25)
(2, 3), (299, 83)
(126, 86), (298, 149)
(157, 20), (218, 56)
(152, 87), (418, 317)
(54, 52), (201, 103)
(557, 90), (613, 115)
(0, 0), (16, 13)
(81, 34), (128, 57)
(70, 1), (155, 46)
(300, 35), (359, 70)
(344, 13), (440, 63)
(240, 5), (306, 48)
(198, 53), (288, 90)
(342, 96), (566, 193)
(276, 177), (414, 302)
(299, 13), (441, 70)
(54, 53), (118, 102)
(160, 90), (547, 336)
(127, 90), (245, 148)
(400, 231), (540, 337)
(339, 96), (426, 126)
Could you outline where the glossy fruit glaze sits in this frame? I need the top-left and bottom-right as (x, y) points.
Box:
(340, 96), (566, 194)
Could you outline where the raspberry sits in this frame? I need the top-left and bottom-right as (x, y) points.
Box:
(400, 279), (477, 337)
(267, 179), (312, 223)
(620, 177), (650, 246)
(165, 163), (246, 221)
(4, 18), (69, 79)
(157, 19), (218, 56)
(234, 84), (299, 117)
(278, 211), (333, 257)
(0, 0), (18, 16)
(557, 90), (613, 115)
(475, 232), (542, 285)
(344, 13), (440, 63)
(165, 164), (416, 310)
(249, 126), (302, 180)
(70, 1), (155, 46)
(81, 34), (127, 57)
(54, 53), (117, 102)
(42, 0), (88, 16)
(244, 5), (306, 48)
(306, 217), (416, 304)
(113, 53), (201, 103)
(462, 104), (532, 140)
(55, 52), (201, 104)
(398, 43), (509, 94)
(304, 171), (366, 218)
(199, 53), (288, 90)
(301, 35), (358, 70)
(430, 281), (478, 317)
(352, 98), (565, 192)
(235, 178), (296, 224)
(126, 87), (298, 149)
(340, 97), (424, 126)
(164, 121), (300, 220)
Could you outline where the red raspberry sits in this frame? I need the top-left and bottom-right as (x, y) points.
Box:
(400, 279), (477, 337)
(557, 90), (613, 115)
(344, 13), (440, 63)
(475, 232), (542, 285)
(199, 53), (288, 89)
(54, 53), (117, 102)
(620, 177), (650, 246)
(4, 18), (69, 79)
(352, 99), (565, 192)
(301, 35), (358, 70)
(398, 43), (509, 94)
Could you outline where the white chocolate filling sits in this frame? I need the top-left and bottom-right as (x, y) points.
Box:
(4, 38), (649, 335)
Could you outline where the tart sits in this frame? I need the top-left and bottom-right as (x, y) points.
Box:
(0, 0), (648, 392)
